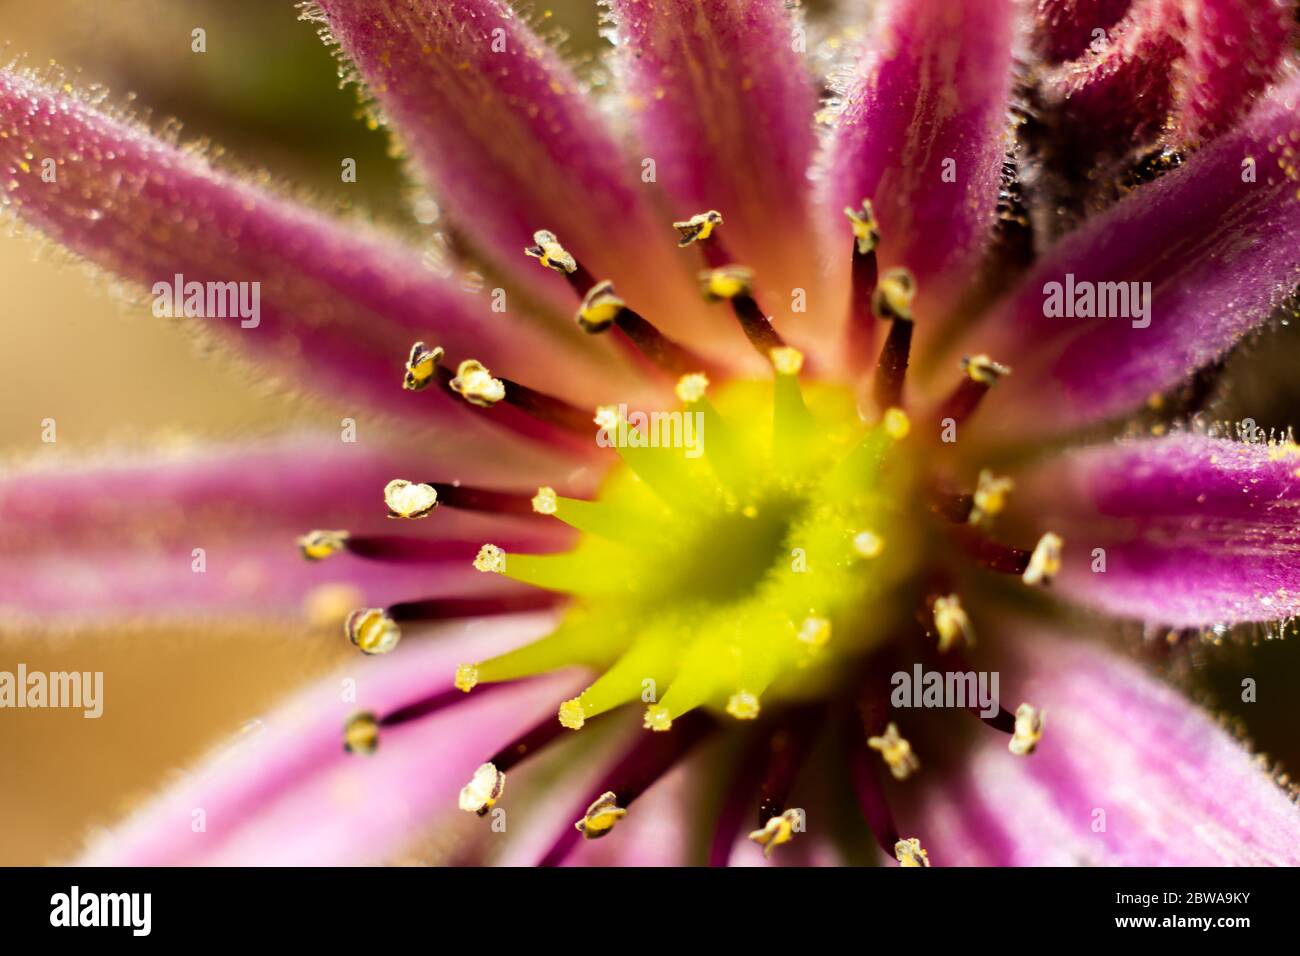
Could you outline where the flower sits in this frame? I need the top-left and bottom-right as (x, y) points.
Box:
(3, 0), (1300, 866)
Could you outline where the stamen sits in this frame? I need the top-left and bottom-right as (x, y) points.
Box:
(673, 209), (723, 247)
(608, 307), (711, 377)
(871, 268), (917, 411)
(749, 707), (823, 858)
(473, 544), (508, 573)
(931, 594), (974, 652)
(844, 199), (881, 376)
(435, 357), (594, 434)
(402, 342), (445, 392)
(936, 354), (1011, 426)
(447, 359), (506, 408)
(796, 615), (832, 650)
(458, 762), (506, 816)
(574, 791), (626, 839)
(345, 607), (402, 655)
(426, 482), (540, 517)
(1009, 703), (1044, 756)
(331, 535), (487, 563)
(539, 712), (712, 865)
(298, 529), (349, 561)
(867, 721), (920, 781)
(343, 712), (379, 755)
(384, 591), (559, 627)
(524, 228), (581, 279)
(1022, 532), (1064, 586)
(575, 279), (624, 333)
(725, 690), (761, 720)
(384, 479), (439, 519)
(699, 264), (755, 302)
(531, 486), (558, 515)
(675, 372), (709, 403)
(853, 530), (886, 559)
(769, 346), (804, 376)
(894, 837), (931, 867)
(968, 469), (1013, 526)
(454, 664), (480, 693)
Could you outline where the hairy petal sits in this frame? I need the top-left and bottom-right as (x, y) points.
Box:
(900, 632), (1300, 865)
(608, 0), (822, 312)
(818, 0), (1018, 329)
(0, 437), (568, 626)
(1019, 433), (1300, 626)
(970, 72), (1300, 438)
(78, 615), (573, 865)
(311, 0), (706, 336)
(1032, 0), (1134, 63)
(0, 71), (612, 429)
(1173, 0), (1298, 146)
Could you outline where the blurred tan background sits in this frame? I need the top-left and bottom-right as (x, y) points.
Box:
(0, 0), (600, 865)
(2, 1), (1297, 866)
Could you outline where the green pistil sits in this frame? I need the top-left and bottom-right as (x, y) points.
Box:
(462, 378), (921, 730)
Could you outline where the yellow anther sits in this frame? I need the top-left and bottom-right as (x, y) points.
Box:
(969, 469), (1013, 525)
(675, 372), (710, 404)
(673, 209), (723, 246)
(458, 762), (506, 816)
(883, 406), (911, 440)
(726, 690), (761, 720)
(558, 698), (586, 730)
(769, 345), (805, 376)
(384, 479), (439, 519)
(1022, 532), (1064, 587)
(748, 808), (802, 858)
(343, 712), (379, 755)
(575, 791), (626, 839)
(454, 664), (480, 693)
(1009, 703), (1044, 756)
(894, 837), (931, 867)
(576, 279), (625, 333)
(797, 615), (832, 650)
(345, 607), (402, 655)
(844, 198), (880, 255)
(532, 486), (558, 515)
(962, 353), (1011, 386)
(473, 543), (507, 573)
(298, 529), (349, 561)
(867, 722), (920, 781)
(593, 404), (622, 431)
(853, 530), (885, 559)
(524, 228), (577, 273)
(872, 267), (916, 321)
(932, 594), (974, 652)
(402, 341), (444, 391)
(643, 704), (673, 732)
(449, 359), (506, 407)
(699, 264), (754, 301)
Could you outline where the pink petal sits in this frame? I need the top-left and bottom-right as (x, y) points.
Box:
(1020, 433), (1300, 626)
(899, 630), (1300, 865)
(1172, 0), (1298, 145)
(967, 71), (1300, 438)
(310, 0), (709, 339)
(0, 436), (569, 624)
(817, 0), (1019, 332)
(608, 0), (823, 312)
(1032, 0), (1134, 63)
(0, 69), (608, 426)
(78, 613), (574, 865)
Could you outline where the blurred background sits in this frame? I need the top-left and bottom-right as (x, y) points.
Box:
(1, 0), (1297, 865)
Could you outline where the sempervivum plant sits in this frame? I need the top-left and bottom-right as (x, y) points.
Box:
(4, 0), (1300, 866)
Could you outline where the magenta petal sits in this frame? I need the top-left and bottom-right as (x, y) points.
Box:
(78, 615), (573, 865)
(1032, 0), (1134, 63)
(0, 436), (568, 624)
(899, 631), (1300, 865)
(608, 0), (822, 309)
(1171, 0), (1297, 145)
(311, 0), (704, 333)
(1019, 433), (1300, 626)
(0, 69), (610, 424)
(818, 0), (1019, 326)
(969, 73), (1300, 437)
